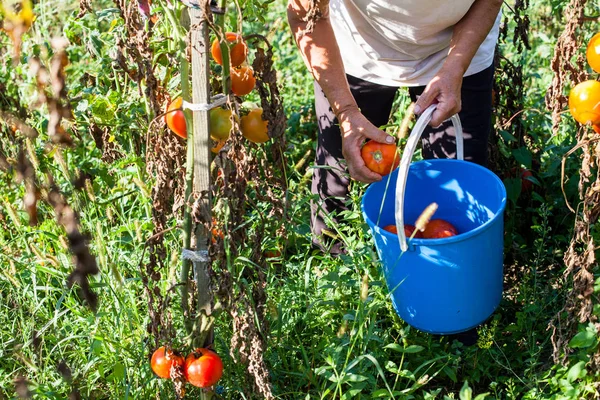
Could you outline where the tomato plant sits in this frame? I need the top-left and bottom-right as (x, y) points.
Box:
(383, 224), (423, 238)
(568, 80), (600, 125)
(151, 346), (184, 379)
(421, 219), (458, 239)
(231, 66), (256, 97)
(361, 140), (400, 175)
(184, 348), (224, 388)
(586, 32), (600, 73)
(209, 108), (235, 141)
(211, 32), (248, 67)
(165, 97), (187, 139)
(240, 108), (269, 143)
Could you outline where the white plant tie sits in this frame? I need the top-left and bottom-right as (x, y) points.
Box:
(182, 249), (210, 263)
(182, 94), (229, 112)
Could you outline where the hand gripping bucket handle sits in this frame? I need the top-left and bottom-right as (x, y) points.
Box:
(395, 105), (464, 251)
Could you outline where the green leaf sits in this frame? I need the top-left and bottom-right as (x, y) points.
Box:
(566, 361), (587, 382)
(384, 343), (424, 353)
(443, 365), (457, 383)
(503, 177), (522, 204)
(568, 331), (597, 348)
(474, 394), (490, 400)
(512, 147), (532, 168)
(459, 381), (472, 400)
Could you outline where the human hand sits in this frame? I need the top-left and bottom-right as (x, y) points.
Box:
(338, 109), (396, 183)
(414, 68), (463, 127)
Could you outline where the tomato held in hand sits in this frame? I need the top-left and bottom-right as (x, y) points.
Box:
(184, 348), (224, 388)
(421, 219), (458, 239)
(151, 346), (184, 379)
(383, 224), (423, 238)
(165, 97), (187, 139)
(231, 66), (256, 97)
(586, 32), (600, 73)
(568, 80), (600, 125)
(211, 32), (248, 67)
(361, 140), (400, 175)
(209, 108), (235, 141)
(240, 108), (269, 143)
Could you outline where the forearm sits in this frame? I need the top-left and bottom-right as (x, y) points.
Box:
(287, 0), (358, 120)
(443, 0), (503, 75)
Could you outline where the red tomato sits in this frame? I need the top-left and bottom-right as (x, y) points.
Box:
(184, 348), (224, 388)
(520, 168), (533, 192)
(382, 224), (423, 238)
(151, 346), (184, 379)
(231, 66), (256, 97)
(568, 80), (600, 125)
(165, 97), (187, 139)
(421, 219), (458, 239)
(361, 140), (400, 175)
(211, 32), (248, 67)
(586, 32), (600, 73)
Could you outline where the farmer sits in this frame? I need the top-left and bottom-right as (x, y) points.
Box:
(287, 0), (504, 255)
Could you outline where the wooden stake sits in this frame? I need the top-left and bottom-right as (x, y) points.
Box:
(189, 6), (213, 347)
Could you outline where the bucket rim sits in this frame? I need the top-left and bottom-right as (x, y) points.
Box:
(361, 159), (507, 247)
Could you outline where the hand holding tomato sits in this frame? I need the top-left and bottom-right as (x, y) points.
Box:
(338, 108), (397, 183)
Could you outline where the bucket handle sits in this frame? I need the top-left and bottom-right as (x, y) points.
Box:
(394, 104), (464, 251)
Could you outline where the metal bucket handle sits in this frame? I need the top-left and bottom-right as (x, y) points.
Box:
(394, 104), (464, 251)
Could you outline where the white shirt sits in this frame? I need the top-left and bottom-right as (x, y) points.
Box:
(329, 0), (502, 86)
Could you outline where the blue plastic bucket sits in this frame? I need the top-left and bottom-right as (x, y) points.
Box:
(361, 106), (507, 334)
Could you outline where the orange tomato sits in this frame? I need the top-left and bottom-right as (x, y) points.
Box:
(151, 346), (184, 379)
(211, 139), (227, 154)
(184, 348), (224, 388)
(211, 32), (247, 67)
(209, 108), (235, 141)
(165, 97), (187, 139)
(383, 224), (423, 238)
(240, 108), (269, 143)
(361, 140), (400, 175)
(421, 219), (458, 239)
(593, 124), (600, 134)
(568, 80), (600, 125)
(231, 66), (256, 97)
(586, 33), (600, 73)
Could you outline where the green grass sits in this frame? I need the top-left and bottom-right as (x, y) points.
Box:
(1, 0), (599, 399)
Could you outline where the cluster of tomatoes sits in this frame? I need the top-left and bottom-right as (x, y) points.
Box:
(151, 346), (223, 389)
(568, 33), (600, 130)
(382, 219), (458, 239)
(164, 31), (270, 148)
